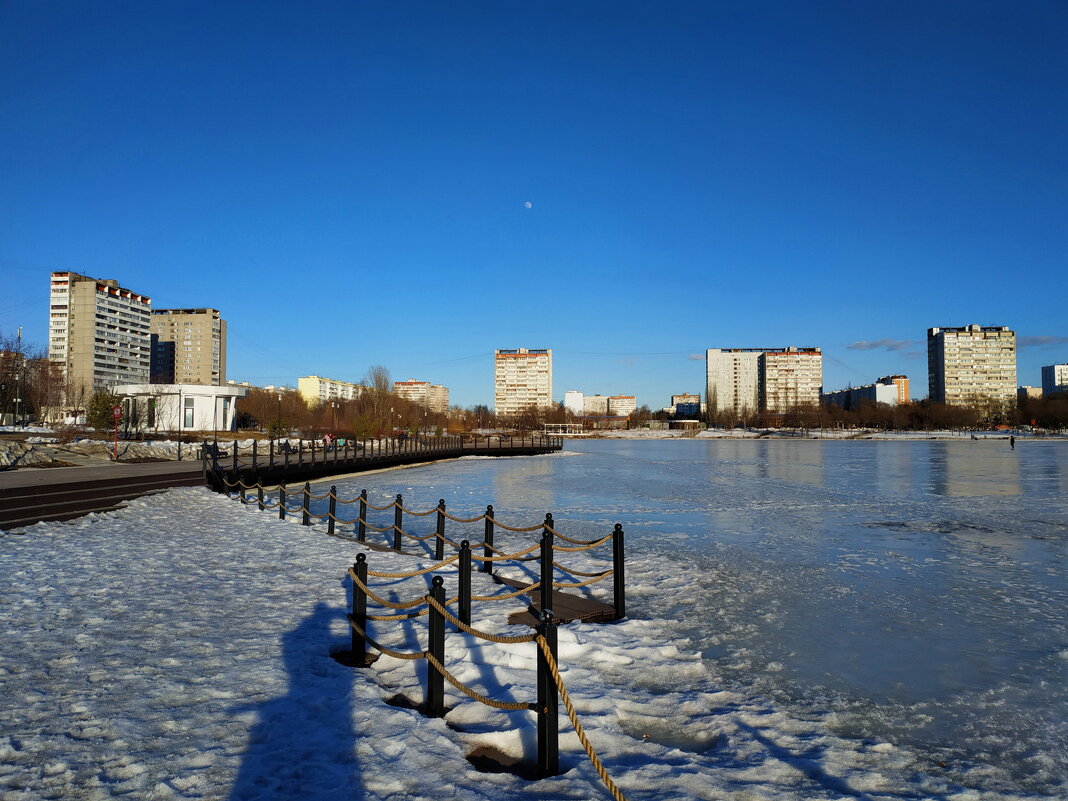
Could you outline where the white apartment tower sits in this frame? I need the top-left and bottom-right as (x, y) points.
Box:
(151, 308), (226, 385)
(394, 379), (450, 414)
(705, 349), (762, 414)
(48, 271), (152, 401)
(1041, 364), (1068, 397)
(927, 325), (1016, 405)
(493, 348), (553, 416)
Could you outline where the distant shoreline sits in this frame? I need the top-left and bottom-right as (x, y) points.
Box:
(560, 429), (1068, 442)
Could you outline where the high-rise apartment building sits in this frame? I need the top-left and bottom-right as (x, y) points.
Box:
(48, 271), (152, 400)
(927, 325), (1016, 405)
(607, 395), (637, 416)
(563, 390), (584, 417)
(1041, 364), (1068, 397)
(393, 379), (449, 414)
(705, 347), (822, 414)
(762, 348), (823, 412)
(150, 308), (226, 385)
(493, 348), (552, 416)
(705, 349), (762, 414)
(297, 375), (364, 406)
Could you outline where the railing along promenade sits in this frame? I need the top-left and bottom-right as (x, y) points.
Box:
(216, 478), (627, 799)
(202, 434), (562, 490)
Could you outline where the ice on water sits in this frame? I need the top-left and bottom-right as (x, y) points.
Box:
(1, 439), (1064, 799)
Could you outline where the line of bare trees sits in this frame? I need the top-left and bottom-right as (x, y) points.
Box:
(704, 396), (1068, 431)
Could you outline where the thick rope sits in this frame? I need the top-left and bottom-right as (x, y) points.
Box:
(366, 553), (461, 579)
(399, 529), (438, 542)
(348, 569), (431, 609)
(468, 541), (542, 563)
(347, 618), (425, 661)
(535, 635), (627, 801)
(365, 499), (397, 511)
(395, 503), (439, 517)
(553, 562), (613, 578)
(426, 596), (538, 645)
(425, 653), (536, 711)
(488, 519), (545, 533)
(545, 526), (608, 546)
(470, 583), (539, 602)
(441, 511), (488, 524)
(553, 534), (613, 553)
(553, 573), (612, 589)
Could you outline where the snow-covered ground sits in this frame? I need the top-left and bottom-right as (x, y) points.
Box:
(2, 441), (1065, 800)
(0, 483), (1018, 801)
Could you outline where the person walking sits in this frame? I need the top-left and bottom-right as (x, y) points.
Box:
(1010, 435), (1015, 449)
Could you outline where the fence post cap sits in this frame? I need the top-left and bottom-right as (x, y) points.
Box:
(460, 539), (469, 549)
(432, 575), (444, 587)
(356, 553), (366, 563)
(540, 608), (554, 624)
(396, 493), (403, 500)
(486, 503), (493, 512)
(438, 498), (445, 507)
(544, 512), (554, 522)
(614, 523), (623, 532)
(361, 489), (367, 497)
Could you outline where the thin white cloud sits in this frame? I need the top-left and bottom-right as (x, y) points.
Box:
(1018, 335), (1068, 348)
(847, 338), (914, 352)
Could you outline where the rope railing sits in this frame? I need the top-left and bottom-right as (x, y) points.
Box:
(342, 557), (627, 799)
(222, 482), (625, 620)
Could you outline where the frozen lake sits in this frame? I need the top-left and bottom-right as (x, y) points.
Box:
(332, 438), (1068, 797)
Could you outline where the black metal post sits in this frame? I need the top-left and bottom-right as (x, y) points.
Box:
(251, 440), (257, 471)
(459, 540), (471, 626)
(302, 482), (311, 526)
(232, 440), (238, 473)
(257, 484), (264, 510)
(536, 607), (559, 777)
(351, 554), (369, 666)
(239, 482), (247, 504)
(284, 440), (290, 469)
(358, 489), (367, 541)
(435, 499), (446, 561)
(279, 484), (286, 520)
(327, 486), (337, 536)
(612, 523), (626, 620)
(393, 494), (403, 551)
(269, 437), (274, 468)
(298, 441), (303, 466)
(540, 515), (554, 615)
(427, 575), (446, 717)
(483, 505), (495, 574)
(311, 438), (316, 465)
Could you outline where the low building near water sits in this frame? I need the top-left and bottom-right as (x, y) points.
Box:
(112, 383), (247, 433)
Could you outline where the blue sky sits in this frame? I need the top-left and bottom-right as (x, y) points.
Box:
(2, 1), (1066, 407)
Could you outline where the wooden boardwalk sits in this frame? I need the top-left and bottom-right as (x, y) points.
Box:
(1, 435), (562, 530)
(492, 575), (617, 626)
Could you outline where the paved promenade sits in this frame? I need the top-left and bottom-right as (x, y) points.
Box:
(0, 459), (203, 491)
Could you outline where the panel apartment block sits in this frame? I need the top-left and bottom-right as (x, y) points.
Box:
(762, 348), (823, 412)
(297, 375), (364, 406)
(706, 347), (822, 414)
(394, 379), (449, 414)
(927, 325), (1016, 405)
(151, 308), (226, 385)
(705, 349), (762, 414)
(1041, 364), (1068, 397)
(494, 348), (552, 416)
(48, 271), (152, 401)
